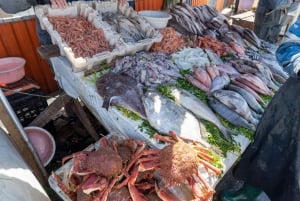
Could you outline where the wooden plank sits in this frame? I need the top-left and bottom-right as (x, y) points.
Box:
(29, 92), (72, 128)
(0, 92), (48, 185)
(69, 99), (100, 141)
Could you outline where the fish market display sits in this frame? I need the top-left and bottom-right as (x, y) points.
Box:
(150, 27), (186, 54)
(96, 72), (146, 119)
(48, 16), (112, 58)
(168, 87), (235, 141)
(101, 12), (149, 43)
(142, 89), (204, 143)
(113, 51), (181, 86)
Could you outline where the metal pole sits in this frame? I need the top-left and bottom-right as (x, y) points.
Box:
(0, 88), (48, 185)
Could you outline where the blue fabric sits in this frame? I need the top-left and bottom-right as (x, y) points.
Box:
(276, 18), (300, 76)
(288, 18), (300, 38)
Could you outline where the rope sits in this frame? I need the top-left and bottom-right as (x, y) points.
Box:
(0, 87), (57, 99)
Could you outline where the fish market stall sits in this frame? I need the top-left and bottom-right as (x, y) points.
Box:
(41, 1), (289, 200)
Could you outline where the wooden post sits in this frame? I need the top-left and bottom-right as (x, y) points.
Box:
(0, 89), (48, 185)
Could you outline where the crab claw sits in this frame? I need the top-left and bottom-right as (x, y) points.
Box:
(155, 182), (178, 201)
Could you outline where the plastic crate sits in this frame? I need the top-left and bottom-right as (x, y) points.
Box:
(6, 88), (48, 126)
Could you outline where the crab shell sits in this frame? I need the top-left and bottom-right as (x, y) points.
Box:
(72, 146), (123, 177)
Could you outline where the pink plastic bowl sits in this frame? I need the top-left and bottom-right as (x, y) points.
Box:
(24, 126), (56, 166)
(0, 57), (26, 84)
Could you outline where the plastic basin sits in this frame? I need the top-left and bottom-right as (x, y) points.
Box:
(0, 57), (26, 85)
(24, 126), (56, 166)
(138, 10), (172, 29)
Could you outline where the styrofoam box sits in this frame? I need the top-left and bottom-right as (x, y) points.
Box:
(35, 3), (127, 72)
(48, 133), (128, 201)
(94, 1), (163, 55)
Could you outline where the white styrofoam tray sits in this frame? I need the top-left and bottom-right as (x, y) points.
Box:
(35, 3), (126, 72)
(94, 1), (163, 55)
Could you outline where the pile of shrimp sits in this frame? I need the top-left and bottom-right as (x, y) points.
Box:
(196, 35), (233, 57)
(48, 16), (112, 58)
(150, 27), (186, 54)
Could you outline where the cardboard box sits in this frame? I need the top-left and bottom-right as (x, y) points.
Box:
(231, 11), (255, 30)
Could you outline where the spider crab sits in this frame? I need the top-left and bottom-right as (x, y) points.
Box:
(132, 131), (223, 201)
(52, 136), (147, 201)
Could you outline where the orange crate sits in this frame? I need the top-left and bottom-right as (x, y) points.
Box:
(191, 0), (208, 6)
(134, 0), (163, 11)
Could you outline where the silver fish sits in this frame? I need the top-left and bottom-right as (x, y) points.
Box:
(212, 89), (259, 126)
(169, 87), (235, 141)
(228, 84), (264, 114)
(142, 89), (203, 143)
(208, 97), (256, 131)
(210, 72), (230, 93)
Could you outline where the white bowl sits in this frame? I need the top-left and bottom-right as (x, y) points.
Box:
(24, 126), (56, 166)
(138, 10), (172, 29)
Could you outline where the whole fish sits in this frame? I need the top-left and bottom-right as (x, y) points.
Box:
(210, 72), (230, 93)
(185, 74), (210, 93)
(235, 73), (274, 96)
(215, 63), (240, 75)
(208, 97), (256, 131)
(231, 79), (266, 105)
(169, 87), (235, 141)
(206, 65), (220, 80)
(193, 65), (212, 89)
(142, 90), (204, 143)
(228, 84), (264, 114)
(212, 89), (259, 126)
(96, 72), (146, 119)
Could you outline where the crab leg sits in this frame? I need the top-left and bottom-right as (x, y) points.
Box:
(199, 159), (222, 176)
(155, 182), (178, 201)
(197, 151), (214, 162)
(128, 165), (148, 201)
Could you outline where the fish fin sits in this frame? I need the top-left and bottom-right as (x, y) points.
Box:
(102, 97), (110, 110)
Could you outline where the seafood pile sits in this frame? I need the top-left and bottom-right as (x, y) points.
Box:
(168, 4), (272, 53)
(48, 16), (112, 58)
(150, 27), (186, 54)
(51, 132), (222, 201)
(113, 51), (182, 87)
(101, 12), (149, 43)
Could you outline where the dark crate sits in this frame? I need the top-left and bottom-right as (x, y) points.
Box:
(7, 88), (48, 126)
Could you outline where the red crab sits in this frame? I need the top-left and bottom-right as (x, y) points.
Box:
(52, 137), (147, 201)
(132, 131), (223, 201)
